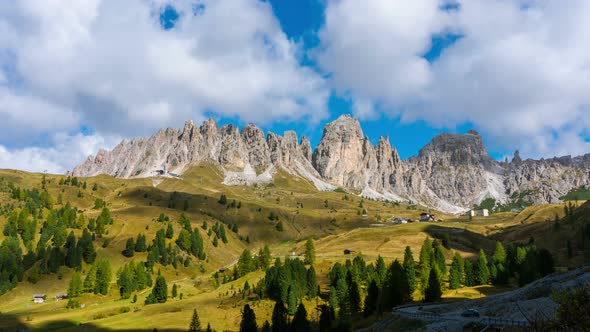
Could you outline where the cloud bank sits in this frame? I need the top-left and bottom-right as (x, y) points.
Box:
(316, 0), (590, 158)
(0, 0), (328, 172)
(1, 0), (589, 173)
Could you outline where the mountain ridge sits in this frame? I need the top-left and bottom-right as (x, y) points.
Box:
(72, 115), (590, 213)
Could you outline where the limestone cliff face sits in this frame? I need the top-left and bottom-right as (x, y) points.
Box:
(407, 130), (503, 208)
(73, 115), (590, 213)
(312, 115), (367, 188)
(72, 119), (327, 188)
(503, 153), (590, 204)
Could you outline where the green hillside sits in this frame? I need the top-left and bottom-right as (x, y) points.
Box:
(0, 167), (588, 331)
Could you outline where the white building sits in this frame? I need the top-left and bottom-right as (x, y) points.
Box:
(33, 294), (46, 304)
(468, 209), (489, 217)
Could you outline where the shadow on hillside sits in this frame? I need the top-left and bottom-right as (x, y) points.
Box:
(0, 312), (185, 332)
(421, 224), (496, 253)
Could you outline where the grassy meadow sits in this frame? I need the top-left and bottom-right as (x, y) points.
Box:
(0, 166), (584, 331)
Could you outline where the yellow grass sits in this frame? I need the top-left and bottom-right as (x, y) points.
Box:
(0, 167), (584, 331)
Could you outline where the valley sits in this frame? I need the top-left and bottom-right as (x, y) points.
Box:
(0, 164), (588, 331)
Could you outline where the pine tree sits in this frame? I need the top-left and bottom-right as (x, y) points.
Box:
(271, 300), (288, 332)
(65, 233), (82, 268)
(83, 264), (97, 293)
(68, 272), (82, 297)
(190, 230), (205, 259)
(449, 253), (463, 289)
(348, 280), (361, 314)
(189, 309), (202, 332)
(275, 220), (284, 232)
(419, 238), (432, 290)
(403, 246), (417, 294)
(491, 242), (508, 285)
(329, 286), (339, 310)
(123, 237), (135, 257)
(492, 241), (506, 265)
(319, 305), (335, 332)
(258, 245), (271, 270)
(382, 259), (411, 310)
(239, 304), (257, 332)
(166, 223), (174, 239)
(78, 228), (96, 264)
(287, 286), (297, 316)
(363, 279), (379, 317)
(424, 267), (442, 302)
(172, 283), (178, 298)
(117, 264), (135, 299)
(149, 275), (168, 304)
(135, 234), (147, 252)
(475, 249), (490, 285)
(304, 238), (315, 265)
(237, 249), (255, 277)
(261, 321), (271, 332)
(94, 259), (112, 295)
(218, 194), (227, 205)
(464, 260), (475, 287)
(335, 276), (349, 313)
(433, 242), (446, 275)
(375, 255), (386, 286)
(291, 303), (310, 332)
(306, 266), (318, 298)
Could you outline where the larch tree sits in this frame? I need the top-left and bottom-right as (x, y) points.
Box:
(419, 238), (432, 290)
(239, 304), (257, 332)
(304, 238), (315, 265)
(291, 303), (310, 332)
(403, 246), (417, 294)
(424, 267), (442, 302)
(476, 249), (490, 285)
(189, 308), (202, 332)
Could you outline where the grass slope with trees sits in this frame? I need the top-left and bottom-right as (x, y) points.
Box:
(0, 166), (589, 331)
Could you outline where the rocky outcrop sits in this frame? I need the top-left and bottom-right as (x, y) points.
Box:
(312, 115), (367, 188)
(504, 154), (590, 204)
(73, 115), (590, 213)
(72, 119), (327, 189)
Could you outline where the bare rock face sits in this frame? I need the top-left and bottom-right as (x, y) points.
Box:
(73, 115), (590, 213)
(409, 131), (503, 208)
(312, 115), (369, 188)
(299, 136), (313, 161)
(72, 118), (325, 189)
(503, 155), (590, 204)
(241, 124), (270, 170)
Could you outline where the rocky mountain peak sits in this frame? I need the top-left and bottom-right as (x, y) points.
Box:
(300, 136), (312, 161)
(241, 124), (270, 170)
(418, 132), (492, 169)
(313, 115), (366, 186)
(467, 129), (480, 136)
(72, 114), (590, 214)
(512, 150), (522, 164)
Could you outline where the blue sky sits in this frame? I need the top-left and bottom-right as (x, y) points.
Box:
(156, 0), (479, 160)
(0, 0), (589, 173)
(230, 0), (488, 159)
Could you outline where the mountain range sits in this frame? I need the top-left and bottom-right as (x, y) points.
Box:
(72, 115), (590, 213)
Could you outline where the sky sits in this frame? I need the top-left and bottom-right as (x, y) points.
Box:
(0, 0), (589, 173)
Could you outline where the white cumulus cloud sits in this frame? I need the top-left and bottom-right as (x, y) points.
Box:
(316, 0), (590, 159)
(0, 0), (328, 171)
(0, 133), (121, 174)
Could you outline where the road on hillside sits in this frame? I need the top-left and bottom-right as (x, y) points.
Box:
(392, 304), (529, 330)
